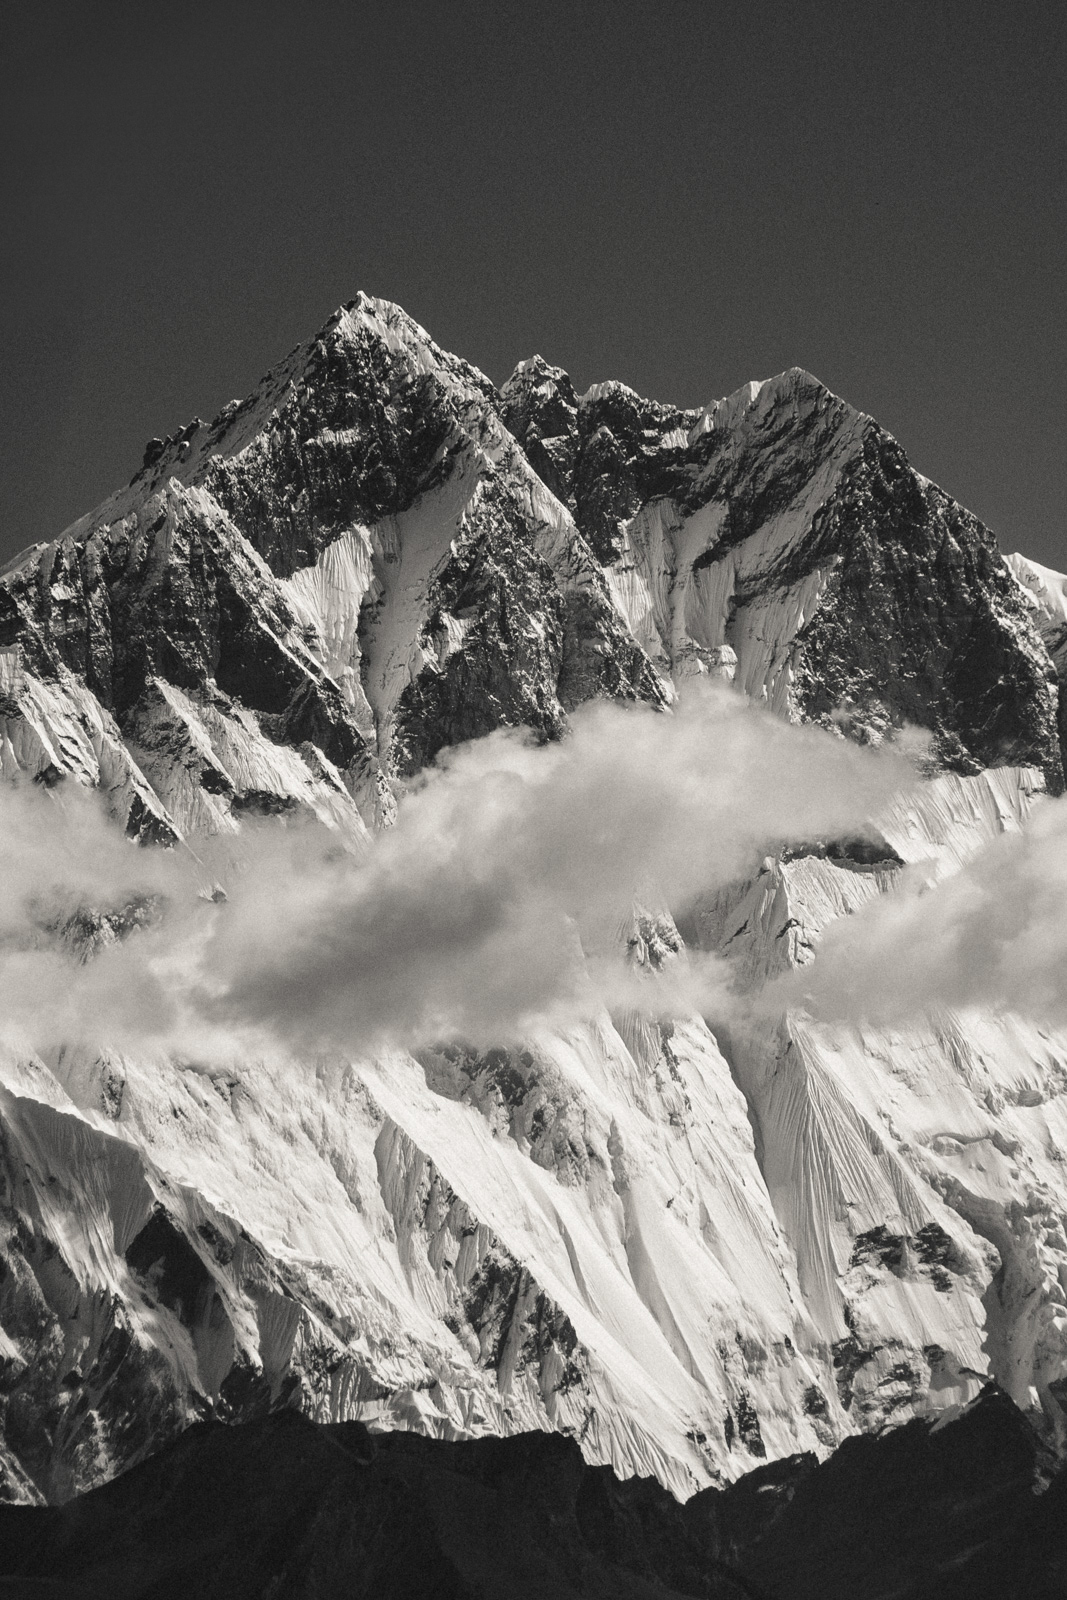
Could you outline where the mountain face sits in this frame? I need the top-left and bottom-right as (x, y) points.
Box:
(2, 293), (1067, 1509)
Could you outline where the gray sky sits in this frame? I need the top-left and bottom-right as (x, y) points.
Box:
(2, 0), (1064, 568)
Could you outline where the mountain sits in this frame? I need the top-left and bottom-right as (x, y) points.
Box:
(2, 294), (1067, 1512)
(1, 1385), (1064, 1599)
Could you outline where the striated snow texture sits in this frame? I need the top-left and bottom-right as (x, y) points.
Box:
(1, 294), (1067, 1504)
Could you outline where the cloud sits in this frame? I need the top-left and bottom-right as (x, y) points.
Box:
(0, 782), (207, 1052)
(0, 684), (921, 1058)
(778, 791), (1067, 1029)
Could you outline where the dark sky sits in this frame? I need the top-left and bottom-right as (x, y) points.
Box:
(2, 1), (1064, 569)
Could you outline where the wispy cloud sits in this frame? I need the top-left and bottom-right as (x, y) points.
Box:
(779, 791), (1067, 1028)
(0, 685), (920, 1059)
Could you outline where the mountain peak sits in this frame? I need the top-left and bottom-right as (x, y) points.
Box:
(688, 367), (845, 443)
(504, 352), (570, 386)
(57, 292), (499, 572)
(3, 293), (1066, 1514)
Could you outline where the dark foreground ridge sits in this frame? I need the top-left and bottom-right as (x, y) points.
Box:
(0, 1387), (1063, 1599)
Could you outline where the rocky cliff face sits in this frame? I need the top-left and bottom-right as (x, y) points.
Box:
(506, 360), (1060, 782)
(1, 294), (1067, 1506)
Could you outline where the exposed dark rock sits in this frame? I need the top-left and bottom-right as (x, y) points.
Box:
(389, 483), (571, 772)
(499, 356), (580, 506)
(850, 1224), (907, 1274)
(791, 435), (1063, 787)
(125, 1208), (216, 1327)
(203, 307), (480, 578)
(572, 383), (698, 563)
(0, 1388), (1062, 1598)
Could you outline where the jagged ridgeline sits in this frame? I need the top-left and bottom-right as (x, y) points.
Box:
(2, 293), (1067, 1507)
(3, 1389), (1065, 1598)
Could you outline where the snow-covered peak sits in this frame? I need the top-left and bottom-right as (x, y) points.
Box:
(4, 293), (1067, 1509)
(1007, 551), (1067, 629)
(688, 368), (844, 443)
(1006, 552), (1067, 688)
(331, 291), (496, 402)
(56, 292), (496, 564)
(688, 378), (768, 441)
(578, 378), (646, 409)
(499, 354), (579, 431)
(503, 353), (572, 392)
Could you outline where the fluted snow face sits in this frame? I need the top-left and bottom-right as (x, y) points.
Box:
(0, 1008), (838, 1502)
(694, 766), (1067, 1443)
(1, 296), (1066, 1504)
